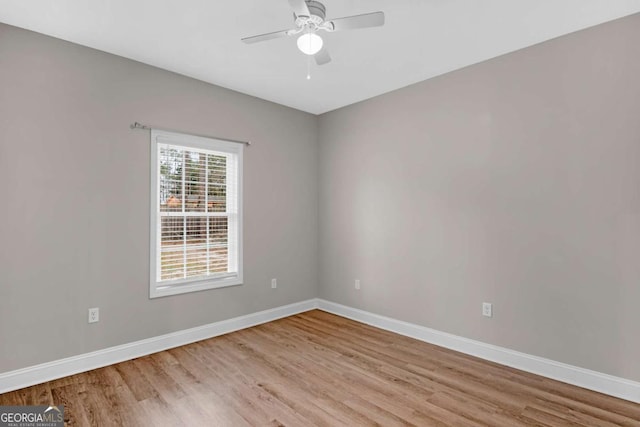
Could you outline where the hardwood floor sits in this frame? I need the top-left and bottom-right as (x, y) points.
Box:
(2, 310), (639, 426)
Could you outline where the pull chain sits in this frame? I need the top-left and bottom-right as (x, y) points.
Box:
(307, 53), (311, 80)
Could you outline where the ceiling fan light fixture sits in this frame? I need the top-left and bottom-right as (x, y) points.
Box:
(297, 32), (323, 55)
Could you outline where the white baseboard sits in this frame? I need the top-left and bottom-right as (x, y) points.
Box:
(317, 299), (640, 404)
(3, 298), (639, 404)
(0, 299), (319, 394)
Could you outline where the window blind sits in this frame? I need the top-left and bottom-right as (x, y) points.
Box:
(150, 130), (243, 297)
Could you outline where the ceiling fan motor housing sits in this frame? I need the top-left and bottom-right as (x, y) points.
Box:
(294, 0), (326, 28)
(306, 1), (326, 20)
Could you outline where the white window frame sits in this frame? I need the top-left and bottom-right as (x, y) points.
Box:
(149, 129), (243, 298)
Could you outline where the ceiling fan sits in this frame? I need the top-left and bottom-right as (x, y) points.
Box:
(241, 0), (385, 65)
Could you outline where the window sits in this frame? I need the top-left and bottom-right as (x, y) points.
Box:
(150, 130), (243, 298)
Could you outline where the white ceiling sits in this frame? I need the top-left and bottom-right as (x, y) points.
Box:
(2, 1), (640, 114)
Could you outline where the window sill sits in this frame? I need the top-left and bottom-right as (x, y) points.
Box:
(150, 276), (243, 299)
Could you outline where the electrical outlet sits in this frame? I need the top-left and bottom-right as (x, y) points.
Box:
(88, 307), (100, 323)
(271, 278), (277, 289)
(355, 279), (361, 290)
(482, 302), (493, 318)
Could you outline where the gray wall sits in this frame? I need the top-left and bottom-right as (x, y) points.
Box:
(2, 12), (639, 384)
(318, 13), (640, 381)
(0, 23), (318, 372)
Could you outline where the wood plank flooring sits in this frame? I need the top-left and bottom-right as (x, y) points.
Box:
(1, 310), (639, 426)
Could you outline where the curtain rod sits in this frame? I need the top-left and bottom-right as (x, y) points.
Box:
(130, 122), (251, 146)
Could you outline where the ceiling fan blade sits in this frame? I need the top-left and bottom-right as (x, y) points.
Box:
(314, 47), (331, 65)
(241, 29), (291, 44)
(288, 0), (311, 17)
(328, 11), (385, 31)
